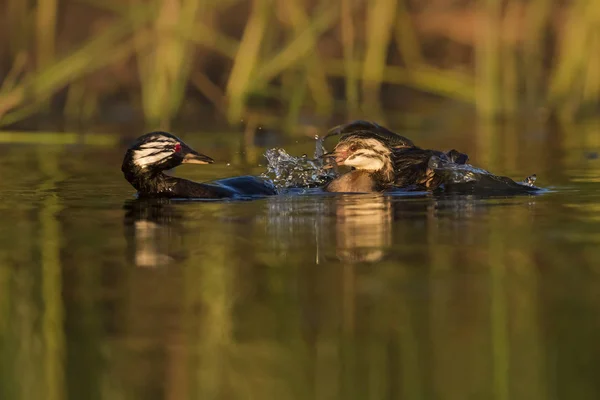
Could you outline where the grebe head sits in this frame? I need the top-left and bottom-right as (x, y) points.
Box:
(122, 131), (214, 175)
(329, 136), (393, 172)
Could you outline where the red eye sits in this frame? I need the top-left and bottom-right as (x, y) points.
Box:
(174, 143), (182, 153)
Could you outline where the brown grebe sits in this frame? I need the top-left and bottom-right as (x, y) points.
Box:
(122, 131), (277, 198)
(322, 121), (539, 194)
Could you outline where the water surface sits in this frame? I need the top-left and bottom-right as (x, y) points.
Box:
(2, 125), (600, 400)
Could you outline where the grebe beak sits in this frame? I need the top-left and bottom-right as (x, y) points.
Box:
(182, 149), (215, 164)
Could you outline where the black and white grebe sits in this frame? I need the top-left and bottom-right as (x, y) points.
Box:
(121, 131), (276, 199)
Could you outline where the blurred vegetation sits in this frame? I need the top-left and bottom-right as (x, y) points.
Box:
(1, 0), (599, 130)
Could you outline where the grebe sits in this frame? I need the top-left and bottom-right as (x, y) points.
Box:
(121, 131), (277, 199)
(322, 121), (539, 194)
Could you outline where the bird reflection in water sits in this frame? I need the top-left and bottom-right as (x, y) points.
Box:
(333, 194), (393, 263)
(123, 191), (523, 268)
(265, 191), (513, 264)
(265, 193), (395, 264)
(123, 198), (183, 268)
(331, 193), (487, 262)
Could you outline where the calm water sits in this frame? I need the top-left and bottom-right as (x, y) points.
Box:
(2, 122), (600, 400)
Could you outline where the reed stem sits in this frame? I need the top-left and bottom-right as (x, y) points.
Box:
(226, 0), (271, 123)
(361, 0), (398, 112)
(476, 0), (503, 119)
(341, 0), (359, 116)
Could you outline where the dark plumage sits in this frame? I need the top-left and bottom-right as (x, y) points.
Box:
(121, 131), (277, 199)
(323, 120), (540, 194)
(324, 120), (415, 148)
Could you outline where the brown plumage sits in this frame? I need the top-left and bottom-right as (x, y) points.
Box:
(323, 120), (539, 194)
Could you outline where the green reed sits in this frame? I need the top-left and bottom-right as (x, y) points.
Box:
(475, 0), (502, 119)
(225, 0), (271, 123)
(135, 0), (204, 129)
(341, 0), (359, 117)
(0, 0), (599, 128)
(35, 0), (58, 112)
(361, 0), (397, 112)
(0, 3), (157, 126)
(284, 0), (333, 115)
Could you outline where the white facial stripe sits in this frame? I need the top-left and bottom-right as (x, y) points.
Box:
(133, 148), (173, 167)
(337, 137), (391, 171)
(140, 139), (177, 149)
(358, 138), (391, 155)
(344, 150), (386, 170)
(131, 135), (182, 168)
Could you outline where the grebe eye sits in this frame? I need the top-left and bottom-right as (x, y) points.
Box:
(174, 143), (182, 153)
(349, 144), (358, 152)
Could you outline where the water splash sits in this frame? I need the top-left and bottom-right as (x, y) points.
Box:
(428, 155), (539, 189)
(519, 174), (537, 187)
(428, 155), (491, 183)
(263, 137), (540, 192)
(262, 135), (336, 189)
